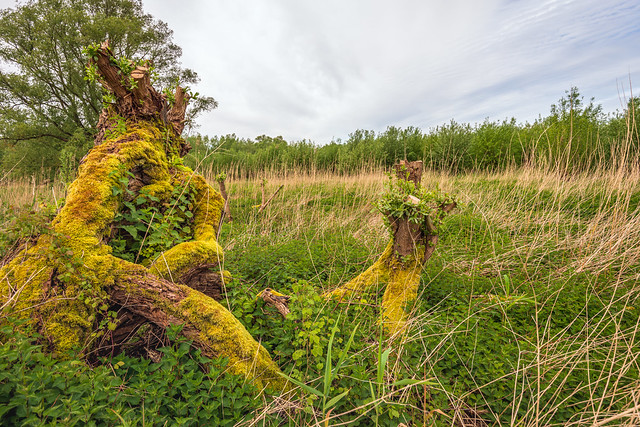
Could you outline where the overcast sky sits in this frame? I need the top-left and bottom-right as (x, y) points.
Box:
(4, 0), (640, 143)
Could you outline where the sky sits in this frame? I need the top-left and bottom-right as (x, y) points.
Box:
(3, 0), (640, 143)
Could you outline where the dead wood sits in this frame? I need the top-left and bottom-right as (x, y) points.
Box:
(259, 288), (291, 318)
(258, 181), (284, 213)
(91, 41), (189, 147)
(216, 177), (233, 223)
(394, 159), (423, 187)
(0, 40), (288, 391)
(178, 263), (226, 300)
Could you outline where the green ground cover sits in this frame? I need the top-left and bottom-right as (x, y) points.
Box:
(1, 167), (639, 425)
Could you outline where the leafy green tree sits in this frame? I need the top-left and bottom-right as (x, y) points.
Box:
(0, 0), (216, 177)
(603, 96), (640, 153)
(542, 87), (604, 168)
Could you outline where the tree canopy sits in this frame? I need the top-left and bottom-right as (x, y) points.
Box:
(0, 0), (216, 177)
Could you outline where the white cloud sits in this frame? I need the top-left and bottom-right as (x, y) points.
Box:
(3, 0), (639, 142)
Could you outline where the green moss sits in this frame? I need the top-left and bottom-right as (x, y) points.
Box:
(327, 239), (424, 334)
(150, 240), (224, 281)
(381, 254), (422, 335)
(0, 115), (288, 393)
(0, 114), (289, 394)
(328, 241), (394, 299)
(191, 175), (225, 241)
(42, 303), (92, 354)
(177, 287), (289, 392)
(139, 181), (173, 200)
(53, 122), (174, 240)
(0, 232), (122, 354)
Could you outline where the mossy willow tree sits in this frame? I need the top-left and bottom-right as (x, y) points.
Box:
(0, 42), (286, 392)
(329, 161), (456, 334)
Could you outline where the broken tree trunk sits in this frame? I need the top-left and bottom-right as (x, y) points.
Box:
(328, 160), (456, 334)
(0, 42), (286, 392)
(259, 288), (291, 318)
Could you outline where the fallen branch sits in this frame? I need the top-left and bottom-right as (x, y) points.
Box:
(216, 173), (233, 223)
(259, 288), (291, 318)
(258, 180), (284, 213)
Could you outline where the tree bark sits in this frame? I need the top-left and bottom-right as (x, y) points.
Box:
(91, 41), (189, 150)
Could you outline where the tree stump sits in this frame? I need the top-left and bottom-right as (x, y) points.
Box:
(0, 42), (286, 392)
(329, 160), (456, 334)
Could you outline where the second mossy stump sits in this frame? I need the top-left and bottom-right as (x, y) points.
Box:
(329, 160), (456, 334)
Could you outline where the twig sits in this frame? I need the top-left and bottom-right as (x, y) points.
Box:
(258, 184), (284, 213)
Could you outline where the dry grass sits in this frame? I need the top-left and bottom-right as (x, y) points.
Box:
(203, 158), (640, 286)
(0, 175), (66, 210)
(451, 163), (640, 282)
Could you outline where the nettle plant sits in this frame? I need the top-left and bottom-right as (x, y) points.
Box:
(109, 169), (196, 264)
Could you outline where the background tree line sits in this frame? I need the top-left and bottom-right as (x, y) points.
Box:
(184, 89), (639, 178)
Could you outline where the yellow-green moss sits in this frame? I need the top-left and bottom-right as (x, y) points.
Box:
(1, 121), (193, 348)
(42, 303), (92, 354)
(327, 242), (394, 299)
(191, 175), (225, 241)
(53, 122), (172, 240)
(177, 287), (289, 392)
(0, 233), (121, 354)
(380, 255), (422, 335)
(0, 116), (286, 392)
(327, 240), (425, 335)
(110, 270), (287, 392)
(149, 240), (224, 280)
(1, 245), (52, 316)
(139, 181), (173, 201)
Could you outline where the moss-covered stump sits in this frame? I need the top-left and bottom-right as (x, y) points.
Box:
(0, 42), (287, 392)
(329, 161), (456, 335)
(329, 240), (425, 334)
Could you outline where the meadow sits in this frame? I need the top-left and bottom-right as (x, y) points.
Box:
(1, 152), (639, 425)
(0, 0), (638, 424)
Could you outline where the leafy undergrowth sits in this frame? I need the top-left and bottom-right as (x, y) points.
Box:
(2, 166), (640, 425)
(219, 168), (640, 425)
(0, 323), (262, 426)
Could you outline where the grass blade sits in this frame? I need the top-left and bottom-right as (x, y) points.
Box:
(325, 389), (350, 410)
(276, 372), (323, 397)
